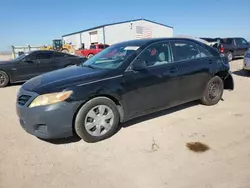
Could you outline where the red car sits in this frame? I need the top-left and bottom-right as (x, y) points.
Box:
(76, 44), (109, 59)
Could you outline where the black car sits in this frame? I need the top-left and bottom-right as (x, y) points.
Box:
(0, 50), (87, 87)
(16, 38), (234, 143)
(216, 38), (250, 61)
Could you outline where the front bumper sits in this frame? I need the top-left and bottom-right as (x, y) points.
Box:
(16, 88), (82, 139)
(243, 58), (250, 70)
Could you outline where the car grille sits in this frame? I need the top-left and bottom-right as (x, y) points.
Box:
(17, 95), (32, 106)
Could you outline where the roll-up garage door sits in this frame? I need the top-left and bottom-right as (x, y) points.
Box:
(89, 31), (98, 43)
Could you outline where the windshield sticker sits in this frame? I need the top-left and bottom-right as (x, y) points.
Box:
(124, 46), (139, 50)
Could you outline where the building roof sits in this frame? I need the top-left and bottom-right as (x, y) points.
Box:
(62, 18), (173, 37)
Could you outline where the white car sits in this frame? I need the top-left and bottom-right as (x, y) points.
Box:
(243, 48), (250, 71)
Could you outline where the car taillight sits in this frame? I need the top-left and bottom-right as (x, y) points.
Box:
(220, 45), (224, 53)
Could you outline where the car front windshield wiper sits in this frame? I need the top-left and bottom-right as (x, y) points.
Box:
(80, 64), (98, 69)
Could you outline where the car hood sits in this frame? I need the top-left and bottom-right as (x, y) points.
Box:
(22, 65), (110, 94)
(0, 60), (12, 65)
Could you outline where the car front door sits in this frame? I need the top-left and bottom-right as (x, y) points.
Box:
(122, 41), (179, 119)
(14, 52), (41, 81)
(170, 40), (215, 103)
(34, 51), (55, 74)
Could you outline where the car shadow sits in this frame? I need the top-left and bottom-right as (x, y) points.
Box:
(40, 101), (200, 145)
(232, 69), (250, 77)
(38, 135), (81, 145)
(121, 100), (200, 129)
(8, 82), (24, 87)
(232, 57), (243, 61)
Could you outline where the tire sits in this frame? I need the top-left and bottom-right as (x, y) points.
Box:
(0, 71), (9, 88)
(227, 52), (233, 62)
(200, 76), (224, 106)
(87, 54), (94, 59)
(75, 97), (120, 143)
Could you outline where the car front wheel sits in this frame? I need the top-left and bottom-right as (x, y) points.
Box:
(201, 76), (224, 106)
(0, 71), (9, 88)
(75, 97), (120, 143)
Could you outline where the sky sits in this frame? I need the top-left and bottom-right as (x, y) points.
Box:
(0, 0), (249, 51)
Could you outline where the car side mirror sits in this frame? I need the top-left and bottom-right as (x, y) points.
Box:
(132, 59), (147, 71)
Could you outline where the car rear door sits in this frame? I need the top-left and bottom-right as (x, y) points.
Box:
(52, 52), (84, 67)
(123, 41), (179, 118)
(170, 40), (214, 103)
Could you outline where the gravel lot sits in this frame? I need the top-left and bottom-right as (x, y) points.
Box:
(0, 59), (250, 188)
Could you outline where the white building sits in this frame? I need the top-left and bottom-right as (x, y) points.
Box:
(62, 18), (174, 49)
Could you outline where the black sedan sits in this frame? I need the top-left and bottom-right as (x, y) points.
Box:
(0, 50), (87, 87)
(16, 38), (234, 143)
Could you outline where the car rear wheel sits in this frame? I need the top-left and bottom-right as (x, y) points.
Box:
(0, 71), (9, 88)
(227, 52), (233, 62)
(201, 76), (224, 106)
(75, 97), (120, 143)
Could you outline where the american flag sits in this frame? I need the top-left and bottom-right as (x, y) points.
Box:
(136, 26), (152, 39)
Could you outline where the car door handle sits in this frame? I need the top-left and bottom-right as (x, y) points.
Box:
(208, 59), (213, 64)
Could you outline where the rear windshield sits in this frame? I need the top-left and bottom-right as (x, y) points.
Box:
(220, 38), (233, 45)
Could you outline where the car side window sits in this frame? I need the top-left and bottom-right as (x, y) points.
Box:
(235, 38), (248, 46)
(25, 52), (36, 60)
(54, 52), (66, 58)
(171, 41), (200, 62)
(90, 45), (96, 49)
(198, 45), (212, 58)
(36, 52), (53, 60)
(137, 42), (172, 67)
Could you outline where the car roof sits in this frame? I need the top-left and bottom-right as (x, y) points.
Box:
(113, 37), (209, 47)
(30, 50), (55, 53)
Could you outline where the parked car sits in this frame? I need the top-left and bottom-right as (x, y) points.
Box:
(243, 48), (250, 71)
(0, 50), (87, 87)
(216, 38), (250, 62)
(16, 38), (234, 143)
(75, 43), (109, 59)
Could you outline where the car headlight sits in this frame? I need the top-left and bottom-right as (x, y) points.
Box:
(29, 90), (73, 108)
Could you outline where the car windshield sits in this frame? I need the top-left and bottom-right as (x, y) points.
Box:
(13, 53), (29, 61)
(81, 43), (140, 69)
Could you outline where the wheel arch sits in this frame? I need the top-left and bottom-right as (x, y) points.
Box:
(87, 53), (94, 58)
(215, 71), (234, 90)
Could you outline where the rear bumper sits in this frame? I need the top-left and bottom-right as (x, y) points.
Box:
(16, 88), (82, 139)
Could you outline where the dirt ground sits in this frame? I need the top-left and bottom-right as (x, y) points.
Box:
(0, 59), (250, 188)
(0, 54), (12, 61)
